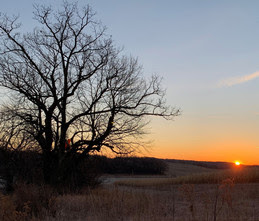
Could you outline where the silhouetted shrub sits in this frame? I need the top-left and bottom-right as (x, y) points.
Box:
(53, 155), (102, 192)
(0, 148), (102, 191)
(13, 182), (57, 218)
(0, 147), (43, 186)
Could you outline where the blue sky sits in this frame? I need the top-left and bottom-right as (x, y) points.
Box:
(1, 0), (259, 164)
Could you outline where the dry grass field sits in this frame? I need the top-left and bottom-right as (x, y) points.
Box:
(0, 162), (258, 221)
(165, 162), (219, 177)
(50, 183), (258, 221)
(114, 166), (259, 187)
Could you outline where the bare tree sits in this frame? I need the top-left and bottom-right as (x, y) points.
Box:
(0, 2), (180, 185)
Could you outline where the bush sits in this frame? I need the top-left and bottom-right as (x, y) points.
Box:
(0, 192), (30, 221)
(13, 182), (57, 218)
(53, 155), (102, 192)
(0, 148), (102, 191)
(0, 147), (43, 186)
(0, 182), (57, 220)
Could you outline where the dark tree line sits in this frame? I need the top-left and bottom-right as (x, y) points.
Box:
(0, 2), (179, 187)
(0, 147), (167, 191)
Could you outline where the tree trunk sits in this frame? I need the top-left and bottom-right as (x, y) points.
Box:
(43, 151), (58, 185)
(43, 150), (75, 186)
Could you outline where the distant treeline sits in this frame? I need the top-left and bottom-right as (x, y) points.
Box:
(166, 159), (234, 169)
(91, 156), (167, 175)
(0, 148), (167, 187)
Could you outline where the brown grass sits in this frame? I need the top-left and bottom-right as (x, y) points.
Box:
(0, 182), (57, 221)
(39, 183), (259, 220)
(0, 167), (258, 221)
(165, 162), (218, 177)
(0, 181), (258, 220)
(0, 193), (31, 221)
(114, 167), (259, 187)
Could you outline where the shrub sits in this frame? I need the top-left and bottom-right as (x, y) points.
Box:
(13, 182), (57, 218)
(0, 192), (30, 221)
(0, 148), (102, 191)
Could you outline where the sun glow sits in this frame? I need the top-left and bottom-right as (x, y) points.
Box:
(235, 161), (241, 166)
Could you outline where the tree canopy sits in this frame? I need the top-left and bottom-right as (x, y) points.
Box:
(0, 2), (180, 185)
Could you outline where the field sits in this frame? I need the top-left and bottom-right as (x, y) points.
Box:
(0, 161), (258, 221)
(44, 183), (258, 221)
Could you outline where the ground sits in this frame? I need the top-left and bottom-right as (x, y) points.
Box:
(0, 161), (258, 221)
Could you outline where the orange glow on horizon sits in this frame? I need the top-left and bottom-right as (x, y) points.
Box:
(148, 117), (259, 166)
(146, 139), (259, 165)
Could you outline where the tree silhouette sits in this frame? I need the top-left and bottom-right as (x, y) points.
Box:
(0, 2), (180, 185)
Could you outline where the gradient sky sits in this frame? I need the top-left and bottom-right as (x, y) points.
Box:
(1, 0), (259, 164)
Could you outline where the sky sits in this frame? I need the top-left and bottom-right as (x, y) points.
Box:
(1, 0), (259, 165)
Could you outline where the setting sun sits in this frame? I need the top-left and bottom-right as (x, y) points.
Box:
(235, 161), (241, 166)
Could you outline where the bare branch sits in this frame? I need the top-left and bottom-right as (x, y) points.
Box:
(0, 1), (180, 179)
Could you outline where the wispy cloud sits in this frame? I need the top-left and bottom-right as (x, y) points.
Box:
(218, 71), (259, 87)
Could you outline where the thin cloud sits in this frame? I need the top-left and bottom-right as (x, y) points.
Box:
(218, 71), (259, 87)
